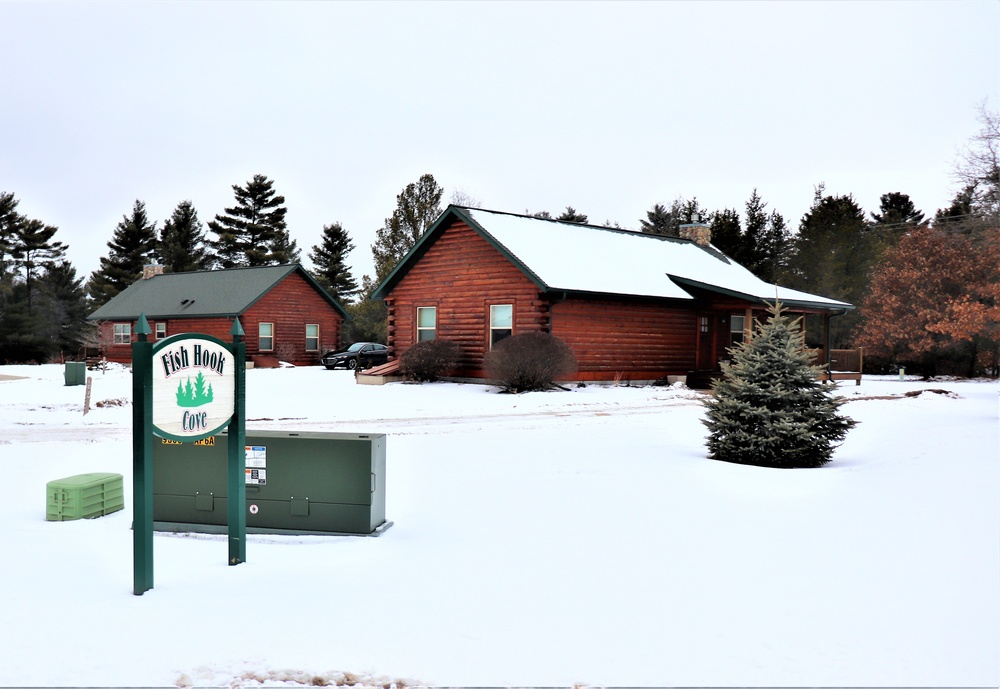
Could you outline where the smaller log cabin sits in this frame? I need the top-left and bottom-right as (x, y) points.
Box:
(87, 264), (348, 367)
(371, 206), (854, 385)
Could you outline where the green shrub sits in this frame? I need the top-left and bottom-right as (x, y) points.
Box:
(484, 332), (577, 392)
(399, 339), (462, 382)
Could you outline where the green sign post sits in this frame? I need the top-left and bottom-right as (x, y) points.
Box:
(132, 315), (153, 595)
(227, 319), (246, 566)
(132, 313), (247, 595)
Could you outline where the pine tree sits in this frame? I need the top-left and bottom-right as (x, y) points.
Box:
(87, 199), (158, 308)
(781, 189), (874, 346)
(702, 303), (857, 468)
(639, 197), (708, 238)
(556, 206), (588, 224)
(740, 190), (773, 280)
(679, 197), (709, 224)
(9, 216), (66, 310)
(269, 225), (301, 266)
(871, 192), (926, 228)
(740, 189), (792, 283)
(0, 192), (22, 316)
(208, 174), (293, 268)
(371, 173), (443, 282)
(709, 207), (743, 260)
(308, 222), (358, 301)
(34, 260), (88, 356)
(343, 275), (387, 344)
(160, 200), (211, 273)
(639, 203), (674, 236)
(0, 191), (19, 281)
(934, 185), (976, 226)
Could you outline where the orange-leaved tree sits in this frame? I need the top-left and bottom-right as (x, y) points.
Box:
(855, 225), (1000, 377)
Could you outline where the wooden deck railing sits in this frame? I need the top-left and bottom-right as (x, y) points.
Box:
(806, 348), (864, 384)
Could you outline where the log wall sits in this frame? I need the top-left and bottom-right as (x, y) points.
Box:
(551, 298), (697, 380)
(385, 220), (700, 381)
(386, 222), (547, 375)
(96, 271), (343, 366)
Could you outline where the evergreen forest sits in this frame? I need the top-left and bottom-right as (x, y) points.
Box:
(1, 106), (997, 377)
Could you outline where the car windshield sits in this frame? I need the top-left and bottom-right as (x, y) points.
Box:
(346, 343), (366, 352)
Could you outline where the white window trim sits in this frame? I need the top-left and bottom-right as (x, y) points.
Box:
(489, 304), (513, 349)
(155, 322), (166, 339)
(305, 324), (319, 352)
(259, 322), (274, 351)
(416, 306), (437, 341)
(114, 323), (131, 345)
(730, 314), (747, 346)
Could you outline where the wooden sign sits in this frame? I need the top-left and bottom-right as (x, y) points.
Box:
(151, 334), (235, 441)
(133, 315), (247, 595)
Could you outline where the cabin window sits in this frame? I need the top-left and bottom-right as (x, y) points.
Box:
(730, 314), (746, 346)
(259, 322), (274, 351)
(417, 307), (436, 341)
(305, 324), (319, 352)
(700, 316), (709, 333)
(114, 323), (131, 345)
(490, 304), (513, 348)
(155, 322), (166, 340)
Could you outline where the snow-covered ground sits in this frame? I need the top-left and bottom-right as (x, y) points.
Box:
(0, 363), (996, 688)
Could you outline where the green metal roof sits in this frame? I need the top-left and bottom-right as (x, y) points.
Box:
(87, 264), (349, 321)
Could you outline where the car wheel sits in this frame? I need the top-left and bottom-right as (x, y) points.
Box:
(347, 359), (357, 370)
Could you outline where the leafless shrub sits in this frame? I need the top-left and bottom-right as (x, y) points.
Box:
(399, 340), (462, 382)
(484, 332), (576, 392)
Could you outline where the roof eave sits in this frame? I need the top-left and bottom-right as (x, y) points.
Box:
(668, 276), (854, 311)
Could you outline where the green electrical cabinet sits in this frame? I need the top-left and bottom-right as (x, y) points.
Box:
(64, 361), (86, 386)
(47, 472), (124, 521)
(152, 430), (388, 536)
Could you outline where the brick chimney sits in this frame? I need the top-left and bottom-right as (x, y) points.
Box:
(142, 263), (164, 280)
(679, 223), (712, 247)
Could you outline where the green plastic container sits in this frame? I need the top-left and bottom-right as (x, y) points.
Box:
(46, 472), (124, 521)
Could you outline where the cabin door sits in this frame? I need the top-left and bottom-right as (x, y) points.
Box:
(696, 314), (718, 371)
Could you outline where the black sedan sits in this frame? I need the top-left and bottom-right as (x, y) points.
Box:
(321, 342), (389, 370)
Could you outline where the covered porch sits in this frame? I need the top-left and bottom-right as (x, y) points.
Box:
(686, 299), (861, 388)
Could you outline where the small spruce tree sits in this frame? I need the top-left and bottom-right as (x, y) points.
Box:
(702, 303), (857, 468)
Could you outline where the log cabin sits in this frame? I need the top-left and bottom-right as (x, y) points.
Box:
(370, 206), (857, 386)
(87, 264), (348, 367)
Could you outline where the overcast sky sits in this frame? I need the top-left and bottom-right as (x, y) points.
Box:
(3, 1), (998, 288)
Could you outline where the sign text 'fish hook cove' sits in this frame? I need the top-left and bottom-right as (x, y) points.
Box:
(152, 333), (236, 441)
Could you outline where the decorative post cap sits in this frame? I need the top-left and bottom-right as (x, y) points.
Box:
(231, 317), (245, 337)
(135, 313), (151, 336)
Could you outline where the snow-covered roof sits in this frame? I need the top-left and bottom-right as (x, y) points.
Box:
(374, 206), (852, 311)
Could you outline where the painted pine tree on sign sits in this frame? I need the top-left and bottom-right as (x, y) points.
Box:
(702, 303), (857, 468)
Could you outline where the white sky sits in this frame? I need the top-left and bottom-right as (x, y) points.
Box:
(2, 1), (997, 289)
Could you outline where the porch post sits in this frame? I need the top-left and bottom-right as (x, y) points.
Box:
(823, 312), (832, 382)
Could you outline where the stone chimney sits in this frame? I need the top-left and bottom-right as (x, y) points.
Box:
(679, 223), (712, 247)
(142, 263), (164, 280)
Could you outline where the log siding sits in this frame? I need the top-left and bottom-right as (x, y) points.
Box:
(97, 270), (342, 366)
(387, 221), (545, 375)
(550, 297), (697, 380)
(385, 221), (702, 381)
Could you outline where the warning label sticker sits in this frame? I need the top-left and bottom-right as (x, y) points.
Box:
(245, 446), (266, 484)
(246, 445), (266, 468)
